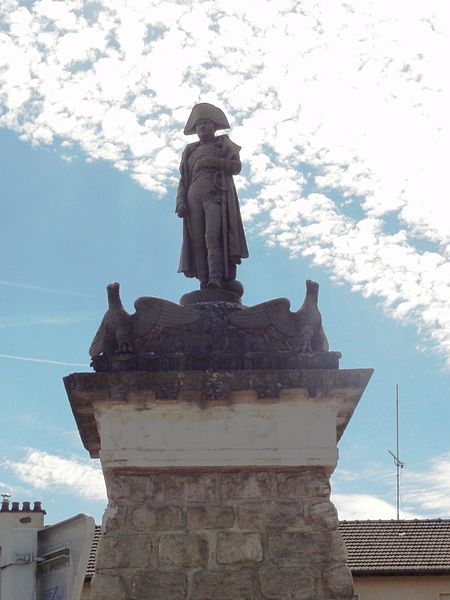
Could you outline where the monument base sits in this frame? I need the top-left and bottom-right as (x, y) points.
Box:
(92, 467), (352, 600)
(65, 368), (372, 600)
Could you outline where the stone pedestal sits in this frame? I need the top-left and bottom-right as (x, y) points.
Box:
(65, 368), (372, 600)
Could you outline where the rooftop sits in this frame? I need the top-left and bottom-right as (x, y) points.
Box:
(339, 519), (450, 575)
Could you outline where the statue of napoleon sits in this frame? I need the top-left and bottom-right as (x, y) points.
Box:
(176, 103), (249, 293)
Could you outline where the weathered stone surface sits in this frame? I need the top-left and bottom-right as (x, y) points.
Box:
(187, 505), (235, 529)
(91, 574), (126, 600)
(65, 369), (373, 458)
(131, 571), (187, 600)
(258, 567), (315, 600)
(100, 503), (127, 534)
(191, 569), (255, 600)
(147, 474), (184, 502)
(108, 474), (147, 502)
(216, 532), (263, 564)
(220, 472), (273, 500)
(277, 469), (330, 499)
(268, 531), (347, 566)
(132, 504), (182, 531)
(184, 473), (218, 502)
(159, 533), (208, 567)
(95, 533), (153, 569)
(322, 565), (354, 598)
(309, 501), (339, 529)
(148, 473), (218, 503)
(238, 501), (304, 529)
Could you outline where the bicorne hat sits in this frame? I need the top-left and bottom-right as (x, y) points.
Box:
(184, 103), (231, 135)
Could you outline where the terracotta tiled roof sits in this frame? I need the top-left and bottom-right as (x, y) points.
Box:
(86, 525), (101, 578)
(86, 520), (450, 578)
(339, 519), (450, 575)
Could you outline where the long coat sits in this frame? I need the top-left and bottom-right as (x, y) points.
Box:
(176, 135), (249, 279)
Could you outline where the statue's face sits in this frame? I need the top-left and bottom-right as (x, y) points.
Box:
(195, 119), (216, 141)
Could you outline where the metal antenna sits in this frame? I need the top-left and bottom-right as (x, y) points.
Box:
(388, 384), (405, 520)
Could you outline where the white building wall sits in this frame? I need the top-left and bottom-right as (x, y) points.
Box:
(354, 574), (450, 600)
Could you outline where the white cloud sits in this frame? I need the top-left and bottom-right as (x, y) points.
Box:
(6, 449), (106, 501)
(0, 480), (31, 498)
(403, 452), (450, 515)
(334, 452), (450, 519)
(0, 1), (449, 362)
(332, 493), (420, 521)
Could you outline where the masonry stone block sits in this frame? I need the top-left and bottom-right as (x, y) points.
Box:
(238, 501), (304, 529)
(216, 532), (263, 564)
(269, 530), (347, 566)
(187, 505), (235, 529)
(147, 473), (218, 503)
(90, 574), (126, 600)
(159, 533), (208, 567)
(277, 469), (331, 499)
(108, 474), (147, 502)
(130, 571), (187, 600)
(191, 568), (255, 600)
(323, 565), (354, 599)
(220, 471), (273, 500)
(95, 533), (154, 569)
(309, 501), (339, 529)
(258, 567), (315, 600)
(132, 504), (182, 531)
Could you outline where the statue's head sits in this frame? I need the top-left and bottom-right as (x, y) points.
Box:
(184, 103), (230, 135)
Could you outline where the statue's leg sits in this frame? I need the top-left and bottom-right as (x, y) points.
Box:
(226, 263), (237, 282)
(186, 197), (208, 286)
(204, 199), (224, 287)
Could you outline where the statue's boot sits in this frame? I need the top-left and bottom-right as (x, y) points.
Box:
(192, 243), (209, 288)
(207, 247), (224, 288)
(225, 263), (237, 283)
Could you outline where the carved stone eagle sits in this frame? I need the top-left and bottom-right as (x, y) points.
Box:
(89, 283), (200, 358)
(229, 279), (329, 353)
(89, 282), (133, 358)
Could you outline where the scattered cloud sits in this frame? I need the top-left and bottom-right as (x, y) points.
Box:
(332, 493), (420, 521)
(0, 1), (449, 362)
(403, 452), (450, 515)
(0, 480), (31, 498)
(6, 449), (106, 501)
(0, 353), (89, 367)
(334, 452), (450, 519)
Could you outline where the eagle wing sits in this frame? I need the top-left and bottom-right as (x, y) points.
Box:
(229, 298), (292, 333)
(89, 315), (110, 357)
(133, 297), (200, 338)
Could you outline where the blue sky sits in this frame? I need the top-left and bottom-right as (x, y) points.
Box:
(1, 0), (449, 525)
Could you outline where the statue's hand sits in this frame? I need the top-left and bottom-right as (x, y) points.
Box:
(196, 156), (219, 169)
(176, 202), (188, 218)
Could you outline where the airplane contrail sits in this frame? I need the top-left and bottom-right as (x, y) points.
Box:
(0, 353), (89, 368)
(0, 280), (93, 297)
